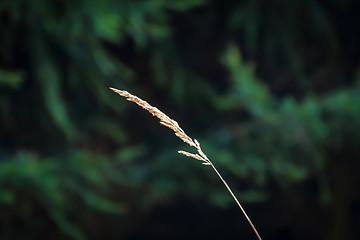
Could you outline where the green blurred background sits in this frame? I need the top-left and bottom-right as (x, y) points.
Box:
(1, 0), (360, 239)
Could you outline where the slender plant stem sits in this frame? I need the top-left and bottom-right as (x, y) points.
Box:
(110, 88), (262, 239)
(209, 162), (262, 240)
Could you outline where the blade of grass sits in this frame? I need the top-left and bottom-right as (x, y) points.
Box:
(110, 87), (262, 240)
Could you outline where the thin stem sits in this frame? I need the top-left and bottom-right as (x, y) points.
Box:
(110, 88), (262, 239)
(209, 162), (262, 240)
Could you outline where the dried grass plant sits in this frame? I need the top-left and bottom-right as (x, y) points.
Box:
(110, 87), (262, 240)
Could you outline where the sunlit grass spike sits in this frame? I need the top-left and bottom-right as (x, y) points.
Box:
(110, 87), (262, 240)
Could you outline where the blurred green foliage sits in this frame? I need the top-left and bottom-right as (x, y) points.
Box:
(1, 0), (360, 239)
(0, 151), (126, 239)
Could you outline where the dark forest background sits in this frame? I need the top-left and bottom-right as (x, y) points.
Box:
(1, 0), (360, 239)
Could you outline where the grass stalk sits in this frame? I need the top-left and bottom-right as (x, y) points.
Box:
(110, 87), (262, 240)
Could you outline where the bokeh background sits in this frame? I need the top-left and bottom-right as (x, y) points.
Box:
(1, 0), (360, 239)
